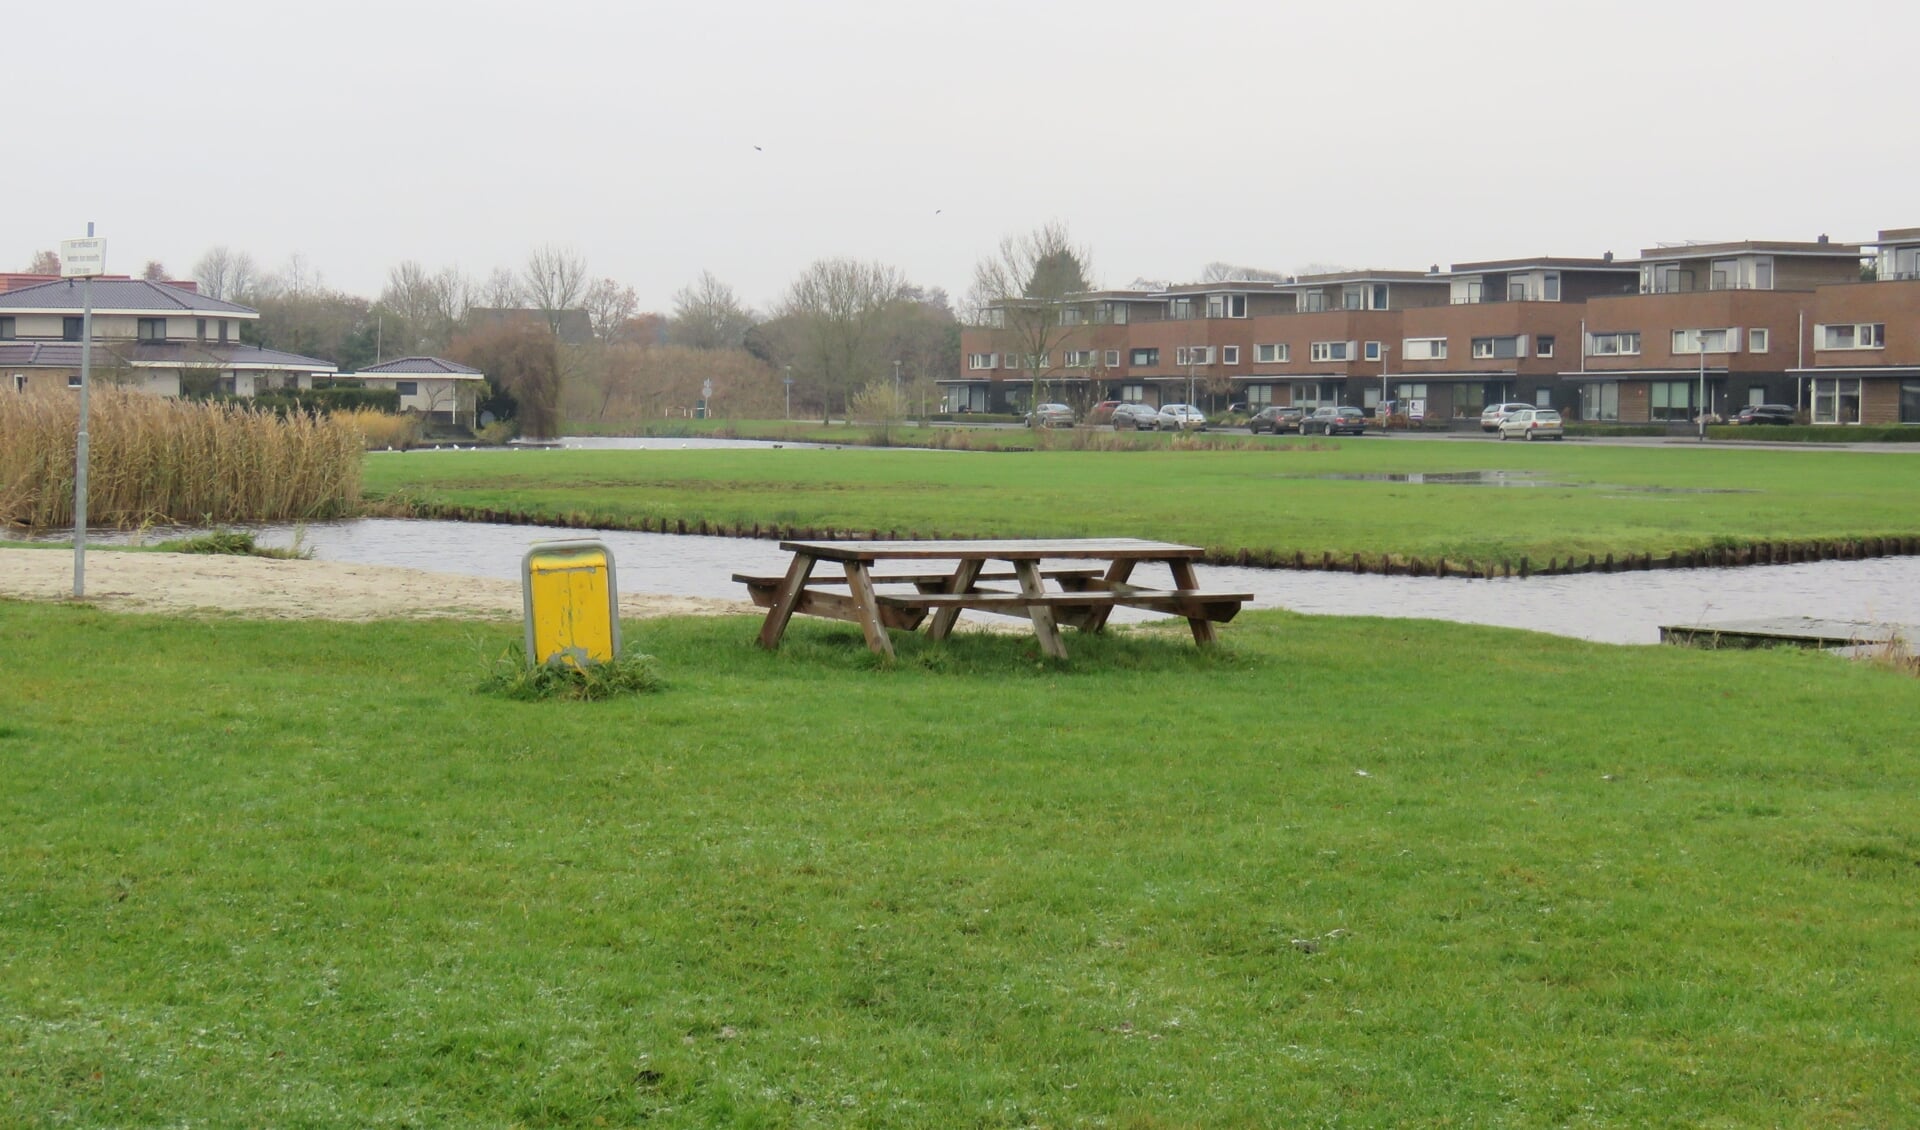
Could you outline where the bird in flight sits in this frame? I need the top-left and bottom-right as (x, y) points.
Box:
(753, 145), (763, 151)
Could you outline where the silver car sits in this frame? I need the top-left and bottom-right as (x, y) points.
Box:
(1155, 404), (1208, 431)
(1498, 408), (1565, 441)
(1480, 402), (1534, 432)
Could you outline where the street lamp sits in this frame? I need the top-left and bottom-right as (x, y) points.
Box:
(1378, 343), (1392, 430)
(1697, 333), (1708, 443)
(783, 365), (793, 420)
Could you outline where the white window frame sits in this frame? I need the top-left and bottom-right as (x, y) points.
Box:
(1748, 328), (1769, 354)
(1588, 331), (1641, 356)
(1309, 341), (1352, 363)
(967, 352), (997, 371)
(1221, 345), (1240, 365)
(1363, 341), (1382, 362)
(1130, 348), (1159, 367)
(1815, 323), (1886, 351)
(1401, 337), (1447, 361)
(1673, 328), (1736, 355)
(1063, 350), (1096, 368)
(1104, 349), (1120, 367)
(1543, 272), (1561, 301)
(1536, 335), (1555, 359)
(1255, 343), (1290, 363)
(1169, 298), (1194, 319)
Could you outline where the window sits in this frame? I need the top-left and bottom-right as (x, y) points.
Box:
(1747, 385), (1767, 408)
(1372, 284), (1388, 310)
(1221, 345), (1240, 365)
(1581, 382), (1620, 422)
(1204, 294), (1248, 319)
(1130, 348), (1159, 367)
(1710, 259), (1740, 290)
(1120, 384), (1145, 402)
(1401, 337), (1447, 361)
(1754, 257), (1773, 290)
(1816, 323), (1886, 350)
(1298, 291), (1327, 312)
(1168, 298), (1194, 319)
(1063, 350), (1095, 368)
(196, 318), (207, 342)
(1647, 263), (1691, 293)
(63, 317), (84, 341)
(1748, 328), (1769, 353)
(1471, 336), (1522, 360)
(1588, 331), (1640, 356)
(0, 317), (13, 340)
(219, 320), (230, 343)
(1812, 377), (1863, 424)
(1649, 381), (1695, 421)
(1673, 328), (1734, 354)
(1901, 381), (1920, 424)
(1363, 341), (1382, 362)
(1058, 307), (1084, 326)
(1255, 343), (1290, 363)
(395, 381), (419, 397)
(137, 318), (165, 342)
(1364, 387), (1381, 409)
(11, 373), (25, 391)
(1309, 341), (1352, 362)
(69, 373), (83, 388)
(1508, 280), (1529, 301)
(1543, 272), (1561, 301)
(1094, 303), (1128, 325)
(1393, 382), (1428, 400)
(984, 308), (1006, 328)
(1342, 284), (1366, 310)
(1104, 350), (1120, 367)
(1451, 279), (1484, 305)
(1175, 346), (1214, 366)
(1247, 385), (1273, 407)
(1536, 335), (1555, 358)
(967, 353), (997, 370)
(1535, 387), (1553, 407)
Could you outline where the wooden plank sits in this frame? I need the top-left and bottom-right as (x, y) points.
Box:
(841, 560), (895, 660)
(1013, 558), (1069, 660)
(1661, 618), (1904, 650)
(875, 589), (1249, 610)
(780, 538), (1205, 561)
(742, 584), (926, 630)
(756, 551), (816, 650)
(926, 558), (984, 642)
(1080, 558), (1138, 634)
(732, 567), (1105, 589)
(1167, 558), (1217, 646)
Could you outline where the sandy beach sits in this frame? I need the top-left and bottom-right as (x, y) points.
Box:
(0, 546), (753, 622)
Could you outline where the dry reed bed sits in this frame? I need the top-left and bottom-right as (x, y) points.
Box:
(1, 388), (362, 528)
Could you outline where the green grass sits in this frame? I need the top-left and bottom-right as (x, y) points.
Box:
(4, 599), (1918, 1126)
(363, 442), (1920, 568)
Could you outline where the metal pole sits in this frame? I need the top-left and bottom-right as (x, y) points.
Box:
(784, 366), (792, 419)
(1697, 340), (1707, 443)
(73, 224), (95, 598)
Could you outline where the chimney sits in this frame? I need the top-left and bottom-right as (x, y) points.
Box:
(1818, 233), (1830, 244)
(1603, 251), (1614, 262)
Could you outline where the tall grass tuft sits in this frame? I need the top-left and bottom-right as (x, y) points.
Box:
(1, 387), (362, 528)
(338, 408), (424, 451)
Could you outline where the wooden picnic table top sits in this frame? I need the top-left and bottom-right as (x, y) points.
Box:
(778, 537), (1206, 562)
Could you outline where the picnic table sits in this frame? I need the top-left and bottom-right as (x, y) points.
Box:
(736, 538), (1251, 660)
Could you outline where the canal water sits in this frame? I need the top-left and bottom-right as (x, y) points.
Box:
(74, 517), (1920, 646)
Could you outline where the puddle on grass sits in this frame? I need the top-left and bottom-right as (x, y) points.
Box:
(34, 517), (1920, 646)
(1295, 470), (1753, 493)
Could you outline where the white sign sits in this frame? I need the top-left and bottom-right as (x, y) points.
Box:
(60, 237), (107, 278)
(701, 379), (714, 399)
(1407, 399), (1426, 420)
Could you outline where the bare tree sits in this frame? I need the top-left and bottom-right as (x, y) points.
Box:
(583, 277), (640, 344)
(25, 249), (61, 274)
(378, 260), (439, 356)
(968, 221), (1095, 416)
(780, 258), (910, 423)
(523, 245), (588, 334)
(428, 267), (474, 345)
(481, 266), (521, 308)
(669, 271), (755, 350)
(1200, 261), (1287, 283)
(192, 246), (259, 301)
(141, 260), (169, 282)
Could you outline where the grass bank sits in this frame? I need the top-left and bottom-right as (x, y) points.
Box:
(363, 442), (1920, 572)
(4, 600), (1917, 1125)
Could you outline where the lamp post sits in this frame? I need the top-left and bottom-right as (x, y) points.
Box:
(783, 365), (792, 420)
(1379, 344), (1391, 430)
(1697, 335), (1708, 443)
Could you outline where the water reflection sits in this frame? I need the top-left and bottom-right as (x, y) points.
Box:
(60, 518), (1920, 646)
(1295, 470), (1751, 493)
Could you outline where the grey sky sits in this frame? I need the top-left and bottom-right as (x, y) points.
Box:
(11, 0), (1917, 312)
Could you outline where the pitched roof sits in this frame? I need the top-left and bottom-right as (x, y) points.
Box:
(0, 278), (258, 315)
(358, 355), (483, 375)
(0, 341), (85, 368)
(130, 342), (335, 370)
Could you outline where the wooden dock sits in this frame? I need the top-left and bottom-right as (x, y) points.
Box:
(1660, 617), (1911, 650)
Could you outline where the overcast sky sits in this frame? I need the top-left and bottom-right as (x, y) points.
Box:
(11, 0), (1917, 312)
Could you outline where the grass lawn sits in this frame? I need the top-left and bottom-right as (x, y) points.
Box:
(364, 441), (1920, 569)
(4, 600), (1917, 1126)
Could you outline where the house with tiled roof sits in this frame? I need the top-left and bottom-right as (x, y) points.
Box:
(0, 278), (335, 396)
(353, 356), (488, 426)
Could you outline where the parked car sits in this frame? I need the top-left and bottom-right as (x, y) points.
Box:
(1110, 402), (1161, 430)
(1087, 400), (1123, 426)
(1480, 402), (1535, 432)
(1497, 407), (1565, 440)
(1155, 403), (1208, 431)
(1024, 403), (1075, 428)
(1732, 403), (1797, 425)
(1249, 405), (1305, 434)
(1300, 406), (1368, 436)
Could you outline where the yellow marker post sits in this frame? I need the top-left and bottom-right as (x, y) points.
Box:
(522, 540), (621, 668)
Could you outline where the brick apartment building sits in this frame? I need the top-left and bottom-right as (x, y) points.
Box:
(952, 228), (1919, 427)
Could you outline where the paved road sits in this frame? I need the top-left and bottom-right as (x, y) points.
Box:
(954, 420), (1920, 452)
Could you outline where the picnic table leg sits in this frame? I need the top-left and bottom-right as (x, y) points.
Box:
(1011, 559), (1069, 660)
(925, 559), (984, 642)
(1080, 558), (1137, 634)
(842, 560), (896, 660)
(1166, 559), (1218, 646)
(756, 552), (816, 650)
